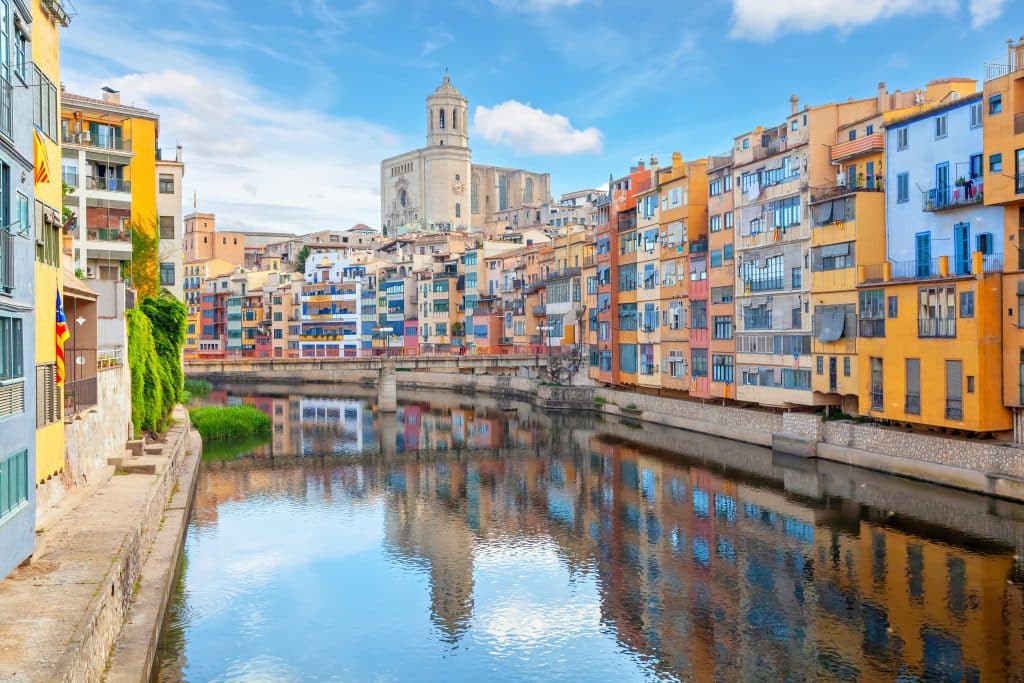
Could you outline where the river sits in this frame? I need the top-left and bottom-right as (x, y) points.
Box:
(153, 385), (1024, 682)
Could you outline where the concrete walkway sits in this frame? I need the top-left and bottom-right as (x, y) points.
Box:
(0, 407), (197, 683)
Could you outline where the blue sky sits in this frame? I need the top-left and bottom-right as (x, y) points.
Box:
(61, 0), (1020, 233)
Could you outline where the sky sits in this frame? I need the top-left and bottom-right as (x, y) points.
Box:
(61, 0), (1022, 234)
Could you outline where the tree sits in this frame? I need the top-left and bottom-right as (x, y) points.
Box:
(295, 245), (311, 273)
(129, 218), (160, 300)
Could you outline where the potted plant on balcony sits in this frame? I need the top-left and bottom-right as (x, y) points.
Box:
(855, 172), (865, 189)
(955, 176), (967, 187)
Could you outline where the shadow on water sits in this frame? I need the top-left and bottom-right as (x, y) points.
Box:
(152, 384), (1024, 682)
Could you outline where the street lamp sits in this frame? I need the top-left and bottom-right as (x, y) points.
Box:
(373, 326), (392, 357)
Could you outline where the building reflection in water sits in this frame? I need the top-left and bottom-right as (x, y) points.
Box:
(185, 389), (1024, 681)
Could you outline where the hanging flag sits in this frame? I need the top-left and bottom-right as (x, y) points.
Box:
(34, 128), (50, 185)
(55, 289), (70, 385)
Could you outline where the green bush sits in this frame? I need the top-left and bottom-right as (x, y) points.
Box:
(189, 406), (272, 442)
(184, 378), (212, 397)
(127, 296), (187, 437)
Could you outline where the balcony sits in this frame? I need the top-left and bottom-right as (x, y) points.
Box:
(63, 132), (133, 153)
(85, 176), (131, 193)
(87, 227), (131, 242)
(918, 317), (956, 338)
(689, 240), (708, 254)
(922, 183), (983, 212)
(830, 132), (884, 164)
(64, 376), (97, 415)
(532, 304), (547, 316)
(809, 181), (883, 204)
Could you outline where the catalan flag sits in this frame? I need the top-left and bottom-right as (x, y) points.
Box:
(55, 289), (69, 386)
(34, 128), (50, 185)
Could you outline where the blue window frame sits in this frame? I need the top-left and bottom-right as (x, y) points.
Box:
(954, 223), (971, 275)
(0, 449), (29, 519)
(915, 232), (931, 278)
(989, 93), (1002, 115)
(897, 172), (909, 203)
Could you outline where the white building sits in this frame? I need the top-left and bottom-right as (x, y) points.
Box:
(885, 92), (1003, 276)
(156, 146), (185, 299)
(380, 74), (549, 237)
(300, 251), (367, 358)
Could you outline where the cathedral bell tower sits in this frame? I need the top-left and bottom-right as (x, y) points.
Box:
(427, 73), (469, 149)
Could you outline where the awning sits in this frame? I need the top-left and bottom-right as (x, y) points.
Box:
(817, 308), (845, 343)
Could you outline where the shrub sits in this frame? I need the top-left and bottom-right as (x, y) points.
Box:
(127, 296), (187, 437)
(625, 402), (638, 411)
(189, 406), (271, 442)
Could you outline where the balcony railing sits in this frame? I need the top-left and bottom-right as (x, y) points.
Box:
(945, 398), (963, 421)
(87, 227), (131, 242)
(918, 317), (955, 338)
(532, 304), (547, 316)
(63, 132), (133, 153)
(830, 132), (884, 164)
(86, 176), (131, 193)
(690, 240), (708, 254)
(64, 376), (98, 415)
(904, 393), (921, 415)
(870, 389), (883, 411)
(922, 183), (983, 212)
(890, 258), (939, 280)
(0, 229), (12, 292)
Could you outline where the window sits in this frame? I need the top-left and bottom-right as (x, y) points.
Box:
(31, 67), (57, 142)
(619, 343), (638, 374)
(709, 179), (722, 196)
(905, 358), (921, 414)
(710, 250), (722, 268)
(159, 215), (175, 239)
(713, 316), (732, 340)
(724, 211), (733, 230)
(691, 350), (708, 378)
(843, 356), (851, 377)
(989, 93), (1003, 115)
(990, 153), (1003, 173)
(866, 124), (874, 135)
(724, 174), (732, 192)
(816, 355), (824, 375)
(945, 360), (963, 420)
(811, 242), (854, 272)
(934, 114), (947, 139)
(709, 214), (721, 232)
(791, 267), (802, 289)
(15, 29), (26, 83)
(870, 358), (883, 410)
(159, 263), (175, 286)
(618, 304), (638, 331)
(976, 232), (994, 255)
(36, 363), (60, 427)
(918, 286), (956, 338)
(711, 286), (733, 304)
(439, 108), (445, 129)
(455, 203), (461, 218)
(723, 244), (733, 261)
(897, 172), (909, 203)
(742, 138), (749, 149)
(0, 449), (29, 519)
(744, 305), (771, 330)
(791, 120), (798, 131)
(859, 289), (885, 337)
(618, 264), (636, 292)
(970, 102), (983, 128)
(897, 127), (909, 150)
(0, 314), (24, 383)
(959, 291), (974, 318)
(668, 186), (683, 208)
(712, 354), (733, 383)
(888, 296), (898, 318)
(691, 301), (707, 329)
(741, 255), (784, 292)
(159, 174), (175, 194)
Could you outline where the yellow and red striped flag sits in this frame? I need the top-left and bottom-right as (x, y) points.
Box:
(33, 128), (50, 186)
(55, 290), (69, 385)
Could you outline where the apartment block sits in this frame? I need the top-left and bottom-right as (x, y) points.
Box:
(156, 146), (185, 298)
(707, 154), (736, 398)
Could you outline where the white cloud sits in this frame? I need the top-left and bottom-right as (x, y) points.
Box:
(490, 0), (584, 12)
(62, 8), (403, 233)
(473, 101), (602, 155)
(968, 0), (1007, 27)
(729, 0), (958, 41)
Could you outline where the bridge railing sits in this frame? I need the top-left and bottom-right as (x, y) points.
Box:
(190, 347), (575, 361)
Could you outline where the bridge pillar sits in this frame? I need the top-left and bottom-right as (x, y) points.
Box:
(378, 361), (397, 412)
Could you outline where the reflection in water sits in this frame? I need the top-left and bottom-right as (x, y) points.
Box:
(157, 389), (1024, 682)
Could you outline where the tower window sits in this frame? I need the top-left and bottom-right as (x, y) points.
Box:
(439, 109), (445, 129)
(452, 109), (457, 131)
(455, 203), (461, 218)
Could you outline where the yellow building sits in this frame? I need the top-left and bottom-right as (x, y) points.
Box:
(33, 0), (68, 490)
(61, 87), (159, 286)
(983, 38), (1024, 440)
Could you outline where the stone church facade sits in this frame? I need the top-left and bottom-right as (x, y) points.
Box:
(380, 75), (549, 236)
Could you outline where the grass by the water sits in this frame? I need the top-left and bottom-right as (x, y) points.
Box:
(189, 405), (271, 441)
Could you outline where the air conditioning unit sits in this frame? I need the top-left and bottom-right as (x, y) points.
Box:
(836, 172), (847, 187)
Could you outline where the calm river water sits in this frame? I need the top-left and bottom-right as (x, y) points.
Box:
(154, 386), (1024, 682)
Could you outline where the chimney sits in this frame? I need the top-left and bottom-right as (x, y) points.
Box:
(649, 155), (658, 168)
(672, 151), (683, 168)
(789, 94), (799, 115)
(100, 86), (120, 104)
(176, 143), (183, 163)
(877, 81), (888, 111)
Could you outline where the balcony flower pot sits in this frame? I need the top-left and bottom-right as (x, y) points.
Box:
(955, 177), (967, 187)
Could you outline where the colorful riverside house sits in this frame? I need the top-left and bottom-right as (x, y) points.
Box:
(634, 181), (660, 390)
(707, 154), (736, 399)
(300, 252), (366, 358)
(984, 38), (1024, 441)
(33, 0), (67, 519)
(733, 94), (889, 408)
(611, 162), (652, 387)
(591, 191), (612, 383)
(545, 228), (589, 351)
(61, 87), (158, 284)
(582, 232), (598, 372)
(0, 0), (44, 580)
(857, 84), (1008, 433)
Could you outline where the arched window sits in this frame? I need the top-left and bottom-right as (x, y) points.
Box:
(452, 109), (458, 131)
(498, 174), (508, 211)
(524, 177), (534, 203)
(455, 203), (461, 218)
(439, 109), (445, 129)
(399, 188), (407, 208)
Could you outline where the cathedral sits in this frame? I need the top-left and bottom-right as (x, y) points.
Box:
(380, 74), (550, 236)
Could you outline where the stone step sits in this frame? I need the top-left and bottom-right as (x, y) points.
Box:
(143, 443), (163, 455)
(115, 456), (166, 476)
(125, 439), (145, 457)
